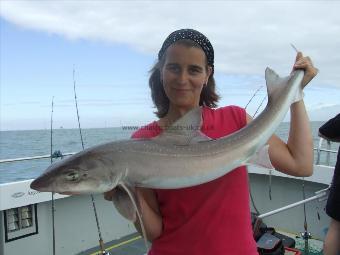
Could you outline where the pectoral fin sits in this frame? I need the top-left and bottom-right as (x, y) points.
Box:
(112, 183), (150, 251)
(111, 184), (137, 222)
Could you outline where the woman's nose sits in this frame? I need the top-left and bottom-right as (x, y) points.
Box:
(178, 71), (189, 85)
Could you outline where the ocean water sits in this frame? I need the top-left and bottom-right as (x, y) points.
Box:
(0, 121), (338, 184)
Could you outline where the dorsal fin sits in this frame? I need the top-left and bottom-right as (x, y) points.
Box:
(154, 107), (211, 146)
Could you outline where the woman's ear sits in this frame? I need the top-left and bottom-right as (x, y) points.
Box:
(206, 66), (213, 83)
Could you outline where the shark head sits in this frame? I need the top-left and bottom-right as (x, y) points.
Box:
(30, 148), (125, 195)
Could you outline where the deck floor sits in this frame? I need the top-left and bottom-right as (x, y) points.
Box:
(78, 233), (147, 255)
(79, 232), (323, 255)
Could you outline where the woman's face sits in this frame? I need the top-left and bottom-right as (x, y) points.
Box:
(161, 44), (211, 111)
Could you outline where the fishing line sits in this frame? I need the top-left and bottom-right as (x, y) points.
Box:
(73, 67), (109, 255)
(50, 96), (56, 255)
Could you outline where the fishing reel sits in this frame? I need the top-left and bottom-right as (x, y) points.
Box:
(300, 231), (312, 240)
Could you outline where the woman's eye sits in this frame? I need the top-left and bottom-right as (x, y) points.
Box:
(168, 66), (179, 72)
(189, 68), (201, 74)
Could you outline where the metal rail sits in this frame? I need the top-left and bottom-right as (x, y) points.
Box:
(0, 147), (336, 165)
(315, 137), (338, 165)
(258, 187), (329, 219)
(0, 152), (75, 164)
(314, 148), (337, 154)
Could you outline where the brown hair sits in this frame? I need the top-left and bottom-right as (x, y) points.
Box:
(149, 39), (220, 118)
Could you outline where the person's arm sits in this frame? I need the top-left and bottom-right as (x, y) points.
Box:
(246, 104), (313, 177)
(104, 187), (162, 242)
(247, 52), (317, 177)
(252, 101), (313, 176)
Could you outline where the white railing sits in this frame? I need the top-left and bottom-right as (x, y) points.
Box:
(0, 137), (337, 165)
(315, 137), (337, 165)
(0, 151), (75, 164)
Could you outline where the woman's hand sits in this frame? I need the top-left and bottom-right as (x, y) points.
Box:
(293, 52), (318, 88)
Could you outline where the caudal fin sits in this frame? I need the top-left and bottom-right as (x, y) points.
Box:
(265, 67), (287, 100)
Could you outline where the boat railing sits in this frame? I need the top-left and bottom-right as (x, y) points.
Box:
(0, 151), (75, 164)
(0, 137), (337, 165)
(314, 137), (338, 166)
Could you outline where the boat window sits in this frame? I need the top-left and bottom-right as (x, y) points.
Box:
(4, 204), (38, 242)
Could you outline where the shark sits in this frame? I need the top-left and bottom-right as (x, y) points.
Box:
(30, 68), (304, 221)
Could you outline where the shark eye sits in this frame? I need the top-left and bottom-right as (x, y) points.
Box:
(65, 171), (80, 182)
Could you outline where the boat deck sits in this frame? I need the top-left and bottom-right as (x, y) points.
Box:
(79, 233), (147, 255)
(79, 231), (324, 255)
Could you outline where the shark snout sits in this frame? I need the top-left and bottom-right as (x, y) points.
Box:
(30, 175), (53, 192)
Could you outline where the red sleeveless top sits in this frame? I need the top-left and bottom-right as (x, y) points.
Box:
(132, 106), (258, 255)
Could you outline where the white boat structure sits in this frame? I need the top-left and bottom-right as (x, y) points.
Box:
(0, 138), (337, 255)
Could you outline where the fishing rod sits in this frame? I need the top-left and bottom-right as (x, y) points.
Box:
(245, 85), (263, 110)
(290, 43), (312, 253)
(301, 178), (311, 254)
(50, 96), (56, 255)
(73, 67), (109, 255)
(252, 95), (267, 118)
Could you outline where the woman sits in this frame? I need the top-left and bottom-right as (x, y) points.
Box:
(105, 28), (317, 254)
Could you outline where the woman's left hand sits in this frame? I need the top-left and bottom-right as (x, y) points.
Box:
(293, 52), (318, 88)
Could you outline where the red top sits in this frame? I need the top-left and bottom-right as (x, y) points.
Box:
(132, 106), (258, 255)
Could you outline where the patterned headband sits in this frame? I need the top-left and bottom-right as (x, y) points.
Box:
(158, 29), (214, 71)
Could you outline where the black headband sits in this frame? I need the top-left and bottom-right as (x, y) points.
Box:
(158, 29), (214, 71)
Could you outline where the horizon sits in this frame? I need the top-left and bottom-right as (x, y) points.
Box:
(0, 119), (327, 132)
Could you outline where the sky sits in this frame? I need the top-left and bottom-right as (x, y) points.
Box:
(1, 1), (339, 131)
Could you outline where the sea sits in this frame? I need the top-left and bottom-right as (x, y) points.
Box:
(0, 121), (338, 185)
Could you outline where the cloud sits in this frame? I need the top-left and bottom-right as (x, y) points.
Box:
(310, 103), (340, 111)
(308, 104), (340, 121)
(1, 1), (340, 88)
